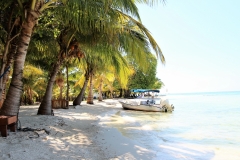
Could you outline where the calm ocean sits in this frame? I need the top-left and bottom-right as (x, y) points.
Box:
(100, 91), (240, 160)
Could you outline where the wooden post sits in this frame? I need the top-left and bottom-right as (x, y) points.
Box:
(0, 116), (17, 137)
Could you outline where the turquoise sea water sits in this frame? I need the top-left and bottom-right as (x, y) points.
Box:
(101, 91), (240, 160)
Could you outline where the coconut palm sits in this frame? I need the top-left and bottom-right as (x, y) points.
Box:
(72, 71), (88, 105)
(94, 71), (115, 101)
(55, 72), (65, 100)
(37, 27), (81, 115)
(0, 0), (62, 115)
(72, 40), (134, 105)
(37, 0), (148, 113)
(67, 65), (85, 100)
(72, 16), (165, 105)
(94, 63), (134, 101)
(0, 0), (104, 115)
(22, 64), (44, 105)
(0, 0), (165, 115)
(102, 74), (116, 99)
(84, 49), (128, 104)
(0, 1), (22, 108)
(72, 4), (167, 104)
(89, 17), (166, 101)
(72, 49), (104, 105)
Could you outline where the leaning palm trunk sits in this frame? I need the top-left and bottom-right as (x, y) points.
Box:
(37, 60), (63, 115)
(73, 73), (90, 105)
(0, 9), (40, 116)
(0, 38), (18, 108)
(38, 28), (78, 114)
(87, 73), (94, 104)
(0, 6), (21, 106)
(38, 28), (82, 113)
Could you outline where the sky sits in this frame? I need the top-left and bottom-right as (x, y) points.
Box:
(138, 1), (240, 93)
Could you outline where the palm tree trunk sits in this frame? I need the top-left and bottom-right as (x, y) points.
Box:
(0, 40), (11, 83)
(29, 88), (34, 105)
(87, 73), (94, 104)
(66, 64), (69, 107)
(73, 74), (90, 105)
(37, 60), (62, 115)
(0, 27), (19, 108)
(0, 9), (40, 116)
(119, 89), (123, 98)
(59, 86), (63, 100)
(98, 80), (103, 101)
(0, 4), (20, 105)
(108, 88), (114, 99)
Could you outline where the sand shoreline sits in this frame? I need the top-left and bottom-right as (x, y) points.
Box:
(0, 99), (156, 160)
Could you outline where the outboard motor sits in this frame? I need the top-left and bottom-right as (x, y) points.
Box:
(160, 99), (173, 112)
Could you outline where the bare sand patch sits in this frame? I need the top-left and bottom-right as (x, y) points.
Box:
(0, 100), (156, 160)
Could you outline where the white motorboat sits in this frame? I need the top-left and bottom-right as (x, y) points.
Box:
(119, 98), (174, 112)
(119, 89), (174, 112)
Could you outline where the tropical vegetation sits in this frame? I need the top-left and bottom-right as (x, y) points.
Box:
(0, 0), (165, 116)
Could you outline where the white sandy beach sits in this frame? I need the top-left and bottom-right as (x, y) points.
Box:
(0, 99), (156, 160)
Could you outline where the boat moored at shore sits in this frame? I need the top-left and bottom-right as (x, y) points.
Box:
(119, 89), (174, 112)
(119, 98), (174, 112)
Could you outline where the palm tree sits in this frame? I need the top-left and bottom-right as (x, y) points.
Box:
(94, 71), (115, 101)
(72, 16), (165, 105)
(72, 72), (89, 105)
(38, 0), (146, 112)
(37, 28), (81, 115)
(1, 0), (165, 115)
(86, 72), (94, 104)
(0, 0), (61, 115)
(55, 73), (65, 100)
(0, 0), (103, 114)
(22, 64), (44, 105)
(94, 63), (134, 101)
(73, 41), (133, 105)
(66, 65), (85, 100)
(0, 1), (22, 108)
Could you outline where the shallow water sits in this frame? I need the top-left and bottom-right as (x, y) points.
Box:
(99, 91), (240, 160)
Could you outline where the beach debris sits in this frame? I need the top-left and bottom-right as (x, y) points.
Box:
(17, 127), (50, 138)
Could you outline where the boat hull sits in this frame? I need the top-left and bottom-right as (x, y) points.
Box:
(119, 99), (174, 112)
(120, 102), (166, 112)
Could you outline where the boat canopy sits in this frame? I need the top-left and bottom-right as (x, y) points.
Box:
(130, 89), (160, 93)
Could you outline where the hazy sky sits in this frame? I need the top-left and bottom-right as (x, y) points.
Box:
(138, 1), (240, 93)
